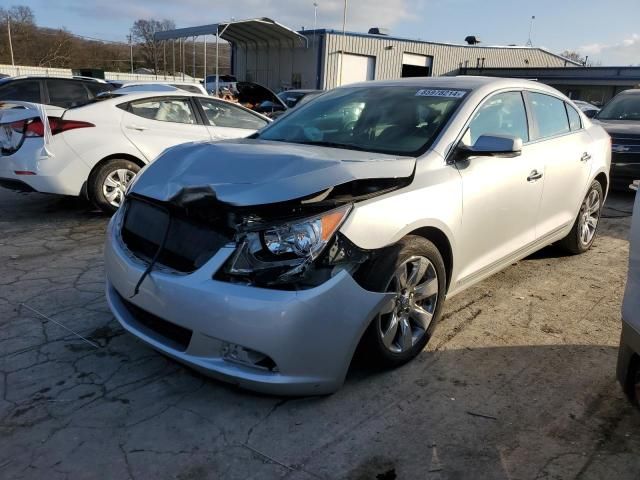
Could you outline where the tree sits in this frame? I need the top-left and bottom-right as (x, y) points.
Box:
(130, 19), (175, 72)
(560, 50), (602, 67)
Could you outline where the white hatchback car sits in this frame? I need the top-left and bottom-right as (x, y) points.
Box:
(105, 77), (610, 395)
(0, 91), (270, 212)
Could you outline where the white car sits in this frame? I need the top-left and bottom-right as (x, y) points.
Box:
(0, 91), (270, 212)
(104, 77), (611, 395)
(114, 81), (208, 96)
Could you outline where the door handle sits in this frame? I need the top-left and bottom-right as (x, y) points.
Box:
(125, 124), (147, 131)
(581, 152), (592, 162)
(527, 170), (543, 182)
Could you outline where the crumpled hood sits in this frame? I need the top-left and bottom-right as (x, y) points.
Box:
(594, 119), (640, 137)
(130, 139), (415, 206)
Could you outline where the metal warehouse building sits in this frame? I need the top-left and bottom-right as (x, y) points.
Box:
(232, 26), (580, 91)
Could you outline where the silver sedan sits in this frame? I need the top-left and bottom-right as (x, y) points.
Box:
(104, 77), (611, 395)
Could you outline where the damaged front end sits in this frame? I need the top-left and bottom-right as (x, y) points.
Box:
(121, 176), (408, 290)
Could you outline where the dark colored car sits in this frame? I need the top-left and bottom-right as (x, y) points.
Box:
(277, 89), (324, 109)
(594, 89), (640, 190)
(0, 76), (114, 108)
(618, 181), (640, 407)
(237, 82), (288, 117)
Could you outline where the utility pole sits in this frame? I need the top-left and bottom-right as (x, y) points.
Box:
(127, 34), (133, 73)
(7, 17), (15, 66)
(338, 0), (347, 86)
(313, 2), (318, 43)
(526, 15), (535, 47)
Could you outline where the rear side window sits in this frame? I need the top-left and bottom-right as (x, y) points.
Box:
(466, 91), (529, 144)
(46, 79), (91, 108)
(529, 93), (570, 139)
(85, 82), (113, 98)
(565, 103), (582, 131)
(198, 99), (268, 130)
(129, 98), (197, 124)
(0, 80), (41, 103)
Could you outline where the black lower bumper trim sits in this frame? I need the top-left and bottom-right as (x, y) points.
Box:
(0, 178), (36, 192)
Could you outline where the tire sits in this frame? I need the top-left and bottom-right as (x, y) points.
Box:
(558, 180), (604, 254)
(90, 159), (141, 214)
(358, 235), (447, 368)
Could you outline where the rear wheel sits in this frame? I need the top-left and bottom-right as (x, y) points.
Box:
(558, 180), (603, 254)
(359, 236), (446, 367)
(90, 159), (140, 214)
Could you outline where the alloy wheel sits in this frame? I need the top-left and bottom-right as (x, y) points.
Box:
(378, 256), (439, 354)
(102, 168), (135, 208)
(578, 188), (601, 246)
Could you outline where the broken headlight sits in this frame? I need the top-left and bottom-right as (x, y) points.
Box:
(222, 204), (363, 287)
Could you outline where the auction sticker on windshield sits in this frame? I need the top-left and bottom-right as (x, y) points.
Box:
(415, 89), (467, 98)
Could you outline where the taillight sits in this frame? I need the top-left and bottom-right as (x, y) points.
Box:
(23, 118), (95, 137)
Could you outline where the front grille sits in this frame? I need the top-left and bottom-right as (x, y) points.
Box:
(119, 293), (193, 351)
(612, 152), (640, 165)
(121, 197), (230, 272)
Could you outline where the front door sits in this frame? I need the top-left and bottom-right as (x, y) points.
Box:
(455, 91), (545, 284)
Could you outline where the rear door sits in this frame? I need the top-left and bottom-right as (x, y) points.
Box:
(195, 98), (269, 140)
(120, 96), (212, 160)
(455, 91), (545, 283)
(526, 92), (592, 236)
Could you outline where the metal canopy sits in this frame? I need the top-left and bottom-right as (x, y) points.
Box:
(154, 17), (307, 47)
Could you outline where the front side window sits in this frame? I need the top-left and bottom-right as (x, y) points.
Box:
(597, 93), (640, 121)
(529, 92), (570, 139)
(129, 98), (197, 124)
(258, 86), (466, 156)
(46, 79), (91, 108)
(0, 80), (41, 103)
(566, 103), (582, 131)
(199, 99), (268, 130)
(464, 91), (529, 145)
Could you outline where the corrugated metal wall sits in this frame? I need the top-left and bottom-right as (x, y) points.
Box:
(322, 33), (574, 89)
(232, 32), (575, 92)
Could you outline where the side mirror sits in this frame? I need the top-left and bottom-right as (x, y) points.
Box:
(458, 134), (523, 158)
(584, 109), (598, 119)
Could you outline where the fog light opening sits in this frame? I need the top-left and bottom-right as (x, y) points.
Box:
(221, 342), (278, 372)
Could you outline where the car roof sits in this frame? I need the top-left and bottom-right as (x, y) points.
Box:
(340, 75), (562, 95)
(0, 76), (104, 84)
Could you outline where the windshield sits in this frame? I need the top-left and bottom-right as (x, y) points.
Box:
(597, 94), (640, 121)
(257, 86), (466, 155)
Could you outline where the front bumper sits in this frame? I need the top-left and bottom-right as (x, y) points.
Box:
(104, 215), (391, 395)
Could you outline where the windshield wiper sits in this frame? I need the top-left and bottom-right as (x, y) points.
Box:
(291, 140), (371, 152)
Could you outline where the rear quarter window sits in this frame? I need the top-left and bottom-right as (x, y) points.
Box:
(565, 103), (582, 131)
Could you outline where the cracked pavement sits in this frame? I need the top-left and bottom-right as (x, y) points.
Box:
(1, 188), (639, 479)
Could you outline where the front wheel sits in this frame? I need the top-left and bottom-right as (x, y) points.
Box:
(359, 235), (447, 367)
(558, 180), (603, 254)
(90, 159), (140, 214)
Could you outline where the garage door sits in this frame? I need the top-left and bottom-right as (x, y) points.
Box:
(402, 53), (432, 77)
(339, 54), (375, 86)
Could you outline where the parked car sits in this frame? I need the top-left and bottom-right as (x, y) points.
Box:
(0, 91), (270, 212)
(277, 89), (324, 109)
(594, 89), (640, 190)
(104, 77), (610, 395)
(0, 76), (113, 108)
(618, 180), (640, 407)
(203, 74), (238, 94)
(572, 99), (600, 118)
(237, 82), (288, 116)
(112, 81), (208, 96)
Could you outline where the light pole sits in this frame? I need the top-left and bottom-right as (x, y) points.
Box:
(7, 17), (15, 67)
(127, 34), (133, 73)
(526, 15), (535, 47)
(338, 0), (347, 86)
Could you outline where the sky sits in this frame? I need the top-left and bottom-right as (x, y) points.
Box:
(19, 0), (640, 65)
